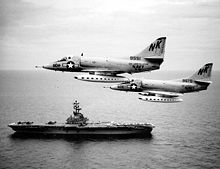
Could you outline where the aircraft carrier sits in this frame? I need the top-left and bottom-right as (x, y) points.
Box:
(8, 101), (154, 137)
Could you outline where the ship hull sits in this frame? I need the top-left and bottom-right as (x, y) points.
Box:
(8, 123), (153, 136)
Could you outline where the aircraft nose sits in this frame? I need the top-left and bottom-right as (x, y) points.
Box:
(42, 63), (54, 70)
(110, 85), (119, 90)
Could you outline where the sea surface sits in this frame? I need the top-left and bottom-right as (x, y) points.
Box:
(0, 70), (219, 169)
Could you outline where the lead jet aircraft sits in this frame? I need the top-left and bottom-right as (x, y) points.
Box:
(110, 63), (213, 103)
(38, 37), (166, 83)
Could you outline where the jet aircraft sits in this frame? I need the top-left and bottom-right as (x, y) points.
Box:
(110, 63), (213, 103)
(38, 37), (166, 83)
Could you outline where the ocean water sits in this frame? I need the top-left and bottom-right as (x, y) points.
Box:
(0, 70), (219, 169)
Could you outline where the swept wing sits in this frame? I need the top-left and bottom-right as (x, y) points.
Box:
(139, 90), (183, 97)
(81, 68), (124, 75)
(138, 90), (183, 103)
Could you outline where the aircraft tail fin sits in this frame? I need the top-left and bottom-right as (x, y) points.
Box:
(135, 37), (166, 65)
(189, 63), (213, 83)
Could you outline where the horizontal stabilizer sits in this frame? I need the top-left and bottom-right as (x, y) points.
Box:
(194, 80), (212, 84)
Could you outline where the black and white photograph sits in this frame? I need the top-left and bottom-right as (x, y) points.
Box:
(0, 0), (219, 168)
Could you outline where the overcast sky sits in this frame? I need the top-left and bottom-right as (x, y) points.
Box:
(0, 0), (220, 70)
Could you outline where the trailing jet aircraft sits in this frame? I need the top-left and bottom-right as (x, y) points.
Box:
(38, 37), (166, 83)
(110, 63), (213, 103)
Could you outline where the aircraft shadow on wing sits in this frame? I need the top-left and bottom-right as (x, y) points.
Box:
(110, 63), (213, 103)
(36, 37), (166, 83)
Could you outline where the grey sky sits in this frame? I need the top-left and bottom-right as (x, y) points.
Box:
(0, 0), (220, 70)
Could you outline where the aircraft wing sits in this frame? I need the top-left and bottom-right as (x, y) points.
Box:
(138, 90), (183, 103)
(74, 68), (128, 83)
(139, 90), (183, 97)
(81, 68), (124, 75)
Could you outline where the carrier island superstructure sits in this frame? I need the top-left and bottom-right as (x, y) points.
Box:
(8, 101), (154, 136)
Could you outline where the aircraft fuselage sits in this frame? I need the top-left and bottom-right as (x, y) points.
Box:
(141, 79), (207, 93)
(80, 57), (159, 72)
(111, 79), (208, 94)
(110, 63), (213, 103)
(43, 56), (160, 74)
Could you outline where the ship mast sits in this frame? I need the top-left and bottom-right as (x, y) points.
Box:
(73, 100), (81, 115)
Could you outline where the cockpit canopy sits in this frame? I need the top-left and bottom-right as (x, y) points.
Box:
(121, 81), (131, 84)
(120, 78), (134, 84)
(57, 56), (72, 62)
(58, 57), (67, 62)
